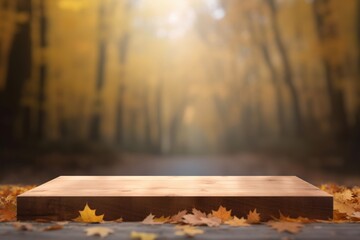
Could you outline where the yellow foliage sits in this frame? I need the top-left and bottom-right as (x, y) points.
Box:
(73, 203), (104, 223)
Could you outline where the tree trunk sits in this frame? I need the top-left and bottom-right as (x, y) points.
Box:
(116, 34), (130, 146)
(156, 78), (163, 153)
(0, 0), (31, 145)
(312, 0), (348, 140)
(246, 11), (287, 136)
(142, 86), (152, 151)
(267, 0), (303, 136)
(90, 1), (107, 141)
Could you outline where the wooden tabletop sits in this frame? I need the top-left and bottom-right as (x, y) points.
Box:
(19, 176), (331, 197)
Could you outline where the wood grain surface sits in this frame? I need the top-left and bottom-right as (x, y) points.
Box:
(17, 176), (333, 221)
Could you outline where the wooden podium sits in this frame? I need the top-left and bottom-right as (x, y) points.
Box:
(17, 176), (333, 221)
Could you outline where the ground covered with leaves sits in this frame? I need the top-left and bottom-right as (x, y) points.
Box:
(0, 184), (360, 239)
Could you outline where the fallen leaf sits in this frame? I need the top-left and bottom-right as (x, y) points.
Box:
(56, 221), (69, 225)
(247, 209), (261, 224)
(35, 218), (51, 223)
(211, 206), (232, 222)
(13, 222), (33, 231)
(169, 210), (187, 223)
(199, 216), (221, 227)
(0, 208), (16, 222)
(114, 217), (123, 223)
(334, 201), (355, 216)
(85, 227), (114, 238)
(192, 208), (206, 218)
(352, 212), (360, 219)
(267, 221), (303, 234)
(225, 216), (250, 226)
(153, 215), (170, 223)
(175, 225), (204, 237)
(183, 214), (204, 226)
(42, 224), (63, 231)
(142, 214), (163, 225)
(278, 212), (313, 223)
(333, 210), (348, 221)
(182, 213), (220, 227)
(334, 190), (353, 203)
(131, 231), (158, 240)
(73, 203), (104, 223)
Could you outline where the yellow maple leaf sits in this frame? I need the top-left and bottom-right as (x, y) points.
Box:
(131, 231), (158, 240)
(211, 205), (232, 222)
(73, 203), (104, 223)
(247, 209), (261, 224)
(85, 227), (113, 238)
(175, 225), (204, 237)
(225, 216), (250, 226)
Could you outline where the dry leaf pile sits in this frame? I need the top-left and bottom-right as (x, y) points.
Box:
(1, 184), (360, 238)
(0, 185), (34, 222)
(321, 184), (360, 222)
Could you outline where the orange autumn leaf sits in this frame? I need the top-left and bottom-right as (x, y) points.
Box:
(183, 209), (221, 227)
(247, 209), (261, 224)
(334, 189), (354, 203)
(278, 212), (314, 223)
(0, 208), (16, 222)
(169, 210), (187, 223)
(225, 216), (250, 227)
(42, 224), (64, 231)
(211, 206), (232, 222)
(334, 201), (355, 216)
(267, 221), (303, 234)
(332, 210), (348, 221)
(0, 185), (35, 222)
(153, 215), (170, 223)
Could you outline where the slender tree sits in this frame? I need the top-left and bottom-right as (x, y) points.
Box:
(0, 0), (31, 144)
(312, 0), (348, 139)
(267, 0), (303, 136)
(245, 11), (287, 136)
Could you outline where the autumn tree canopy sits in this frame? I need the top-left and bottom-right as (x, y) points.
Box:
(0, 0), (359, 154)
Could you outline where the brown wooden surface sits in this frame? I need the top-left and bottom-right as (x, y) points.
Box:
(17, 176), (333, 221)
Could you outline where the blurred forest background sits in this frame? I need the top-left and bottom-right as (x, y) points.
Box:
(0, 0), (360, 183)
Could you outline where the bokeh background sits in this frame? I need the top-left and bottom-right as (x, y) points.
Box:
(0, 0), (359, 185)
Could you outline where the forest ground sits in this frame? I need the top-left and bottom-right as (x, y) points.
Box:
(1, 151), (360, 239)
(1, 222), (360, 240)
